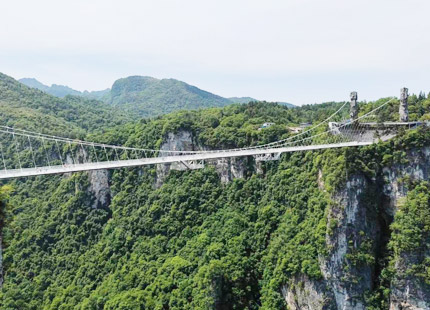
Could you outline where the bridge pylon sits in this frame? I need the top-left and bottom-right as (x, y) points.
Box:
(350, 91), (359, 121)
(399, 87), (409, 122)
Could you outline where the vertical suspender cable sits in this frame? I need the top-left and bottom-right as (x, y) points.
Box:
(0, 141), (7, 172)
(68, 141), (76, 165)
(27, 135), (37, 168)
(55, 139), (64, 167)
(41, 137), (51, 168)
(124, 148), (130, 160)
(80, 143), (87, 163)
(114, 147), (120, 162)
(92, 144), (99, 163)
(103, 145), (110, 163)
(13, 131), (23, 171)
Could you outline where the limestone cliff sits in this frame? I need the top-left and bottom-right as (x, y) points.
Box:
(320, 175), (380, 310)
(383, 147), (430, 310)
(156, 130), (253, 186)
(88, 170), (111, 209)
(281, 275), (336, 310)
(283, 147), (430, 310)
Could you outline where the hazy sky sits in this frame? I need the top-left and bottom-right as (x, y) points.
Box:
(1, 0), (429, 105)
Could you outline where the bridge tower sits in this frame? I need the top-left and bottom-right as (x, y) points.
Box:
(399, 87), (409, 122)
(350, 91), (359, 121)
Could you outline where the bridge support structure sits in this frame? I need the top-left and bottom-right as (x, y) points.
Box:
(254, 153), (282, 162)
(350, 91), (359, 121)
(0, 97), (418, 180)
(177, 160), (204, 170)
(399, 87), (409, 122)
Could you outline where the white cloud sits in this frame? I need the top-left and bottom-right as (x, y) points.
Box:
(0, 0), (429, 104)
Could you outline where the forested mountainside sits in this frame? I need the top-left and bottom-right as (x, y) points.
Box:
(1, 88), (430, 309)
(1, 73), (133, 136)
(20, 76), (294, 119)
(106, 76), (233, 118)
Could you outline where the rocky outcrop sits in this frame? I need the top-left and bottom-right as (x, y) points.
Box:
(382, 148), (430, 215)
(282, 275), (336, 310)
(319, 175), (380, 310)
(156, 131), (199, 187)
(389, 258), (430, 310)
(156, 130), (252, 187)
(88, 170), (111, 209)
(382, 147), (430, 310)
(283, 147), (430, 309)
(63, 148), (111, 209)
(210, 157), (249, 184)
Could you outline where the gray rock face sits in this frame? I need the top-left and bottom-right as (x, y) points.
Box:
(156, 130), (251, 187)
(210, 157), (248, 184)
(320, 175), (378, 310)
(156, 130), (200, 187)
(63, 147), (111, 209)
(382, 147), (430, 310)
(382, 147), (430, 216)
(88, 170), (111, 209)
(282, 147), (430, 310)
(282, 275), (336, 310)
(389, 257), (430, 310)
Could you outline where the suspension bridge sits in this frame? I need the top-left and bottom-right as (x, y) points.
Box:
(0, 90), (425, 180)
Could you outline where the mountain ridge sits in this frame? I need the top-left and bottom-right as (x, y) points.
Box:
(19, 76), (295, 118)
(19, 77), (109, 99)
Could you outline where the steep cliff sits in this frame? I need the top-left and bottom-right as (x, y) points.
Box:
(280, 145), (430, 309)
(156, 130), (253, 186)
(382, 148), (430, 310)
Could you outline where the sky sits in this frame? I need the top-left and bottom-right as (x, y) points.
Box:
(0, 0), (429, 105)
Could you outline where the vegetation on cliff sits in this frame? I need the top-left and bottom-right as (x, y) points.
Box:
(1, 75), (430, 309)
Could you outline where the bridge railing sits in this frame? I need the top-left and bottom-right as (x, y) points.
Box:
(0, 96), (422, 178)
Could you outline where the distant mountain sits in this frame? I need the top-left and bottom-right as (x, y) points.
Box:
(20, 76), (294, 118)
(82, 88), (110, 100)
(18, 78), (50, 91)
(19, 78), (109, 99)
(106, 76), (234, 118)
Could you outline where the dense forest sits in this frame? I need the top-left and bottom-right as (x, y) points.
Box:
(1, 73), (430, 309)
(0, 73), (133, 136)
